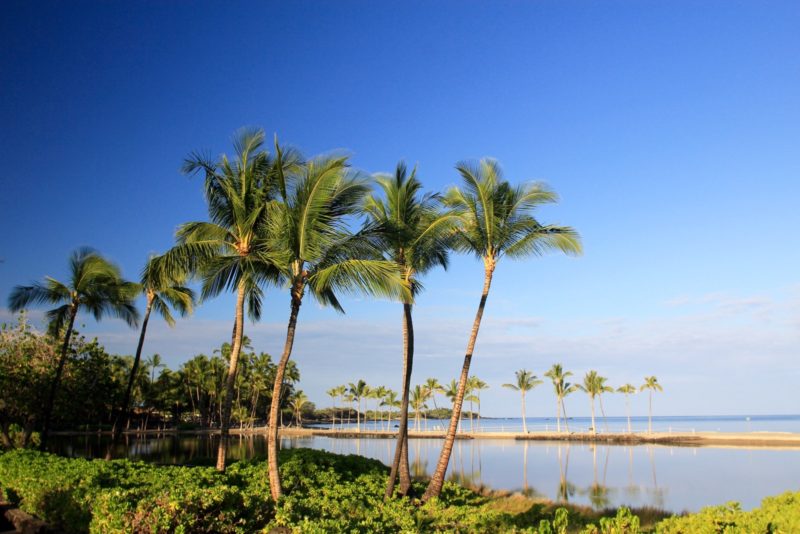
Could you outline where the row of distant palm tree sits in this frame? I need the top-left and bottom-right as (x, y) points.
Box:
(503, 367), (664, 434)
(9, 128), (581, 502)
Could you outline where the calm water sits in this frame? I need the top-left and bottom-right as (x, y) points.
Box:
(50, 421), (800, 514)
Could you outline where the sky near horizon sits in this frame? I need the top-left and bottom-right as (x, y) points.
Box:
(1, 1), (798, 419)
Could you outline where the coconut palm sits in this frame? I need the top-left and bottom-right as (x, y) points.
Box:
(364, 162), (456, 497)
(424, 378), (444, 413)
(371, 385), (389, 429)
(617, 384), (637, 433)
(263, 154), (410, 499)
(326, 386), (344, 430)
(8, 247), (139, 449)
(544, 364), (577, 433)
(347, 380), (369, 432)
(382, 390), (400, 431)
(502, 369), (542, 433)
(290, 390), (309, 426)
(640, 376), (663, 433)
(157, 129), (300, 471)
(577, 371), (607, 434)
(110, 256), (195, 452)
(595, 375), (614, 432)
(422, 159), (581, 501)
(469, 377), (489, 431)
(410, 385), (428, 431)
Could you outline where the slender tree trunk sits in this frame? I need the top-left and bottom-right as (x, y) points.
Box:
(108, 295), (154, 459)
(386, 302), (414, 498)
(599, 394), (609, 433)
(590, 397), (596, 434)
(267, 283), (303, 501)
(562, 397), (571, 433)
(521, 390), (527, 433)
(626, 395), (632, 433)
(648, 391), (653, 433)
(39, 305), (78, 451)
(422, 261), (494, 502)
(215, 280), (246, 471)
(556, 398), (561, 433)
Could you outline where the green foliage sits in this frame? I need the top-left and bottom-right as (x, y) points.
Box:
(1, 448), (798, 533)
(655, 492), (800, 534)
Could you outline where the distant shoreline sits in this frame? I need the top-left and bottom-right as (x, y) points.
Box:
(53, 427), (800, 449)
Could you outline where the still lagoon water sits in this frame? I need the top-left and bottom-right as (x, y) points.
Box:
(50, 415), (800, 514)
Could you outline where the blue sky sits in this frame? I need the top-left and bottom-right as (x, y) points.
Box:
(2, 1), (798, 417)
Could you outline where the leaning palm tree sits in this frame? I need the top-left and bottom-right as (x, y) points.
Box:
(640, 376), (663, 433)
(422, 159), (581, 501)
(265, 155), (409, 500)
(502, 369), (542, 433)
(617, 384), (637, 433)
(8, 247), (139, 449)
(544, 364), (577, 433)
(157, 129), (300, 471)
(364, 162), (456, 498)
(109, 256), (195, 452)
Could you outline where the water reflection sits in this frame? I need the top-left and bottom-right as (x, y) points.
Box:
(48, 434), (800, 513)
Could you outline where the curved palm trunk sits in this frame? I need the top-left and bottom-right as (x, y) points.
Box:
(39, 305), (78, 451)
(422, 262), (494, 502)
(216, 280), (246, 471)
(107, 295), (154, 459)
(267, 286), (303, 501)
(521, 390), (528, 433)
(386, 302), (414, 498)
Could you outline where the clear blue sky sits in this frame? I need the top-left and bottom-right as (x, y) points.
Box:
(2, 1), (798, 418)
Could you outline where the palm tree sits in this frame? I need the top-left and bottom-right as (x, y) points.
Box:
(8, 247), (139, 449)
(290, 390), (309, 426)
(110, 256), (195, 452)
(264, 154), (409, 500)
(410, 385), (427, 431)
(469, 376), (489, 431)
(640, 376), (663, 433)
(577, 371), (606, 434)
(502, 369), (542, 433)
(424, 378), (444, 413)
(617, 384), (637, 433)
(365, 162), (455, 498)
(544, 364), (576, 433)
(348, 380), (369, 431)
(382, 390), (400, 431)
(422, 159), (581, 501)
(595, 375), (614, 433)
(158, 128), (298, 471)
(326, 386), (341, 430)
(372, 385), (389, 429)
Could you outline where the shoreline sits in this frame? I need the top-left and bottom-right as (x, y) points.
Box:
(53, 427), (800, 449)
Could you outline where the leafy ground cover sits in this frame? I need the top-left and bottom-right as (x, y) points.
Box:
(0, 448), (796, 533)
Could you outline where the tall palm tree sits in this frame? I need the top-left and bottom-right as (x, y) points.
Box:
(265, 155), (409, 499)
(364, 162), (455, 498)
(617, 384), (637, 433)
(640, 376), (663, 433)
(544, 364), (576, 433)
(502, 369), (542, 433)
(8, 247), (139, 449)
(382, 389), (400, 431)
(410, 385), (427, 431)
(422, 159), (581, 501)
(110, 256), (194, 452)
(577, 370), (604, 434)
(348, 380), (369, 432)
(157, 129), (298, 471)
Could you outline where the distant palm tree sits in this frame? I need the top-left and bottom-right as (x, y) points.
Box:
(502, 370), (543, 433)
(348, 380), (369, 432)
(595, 375), (614, 433)
(8, 247), (139, 449)
(640, 376), (663, 433)
(410, 385), (428, 431)
(365, 162), (455, 497)
(544, 363), (577, 433)
(578, 371), (603, 434)
(264, 155), (409, 500)
(157, 129), (296, 471)
(382, 390), (400, 431)
(326, 387), (340, 430)
(424, 378), (444, 413)
(467, 375), (488, 431)
(617, 384), (637, 433)
(372, 385), (389, 429)
(423, 159), (581, 501)
(290, 391), (309, 426)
